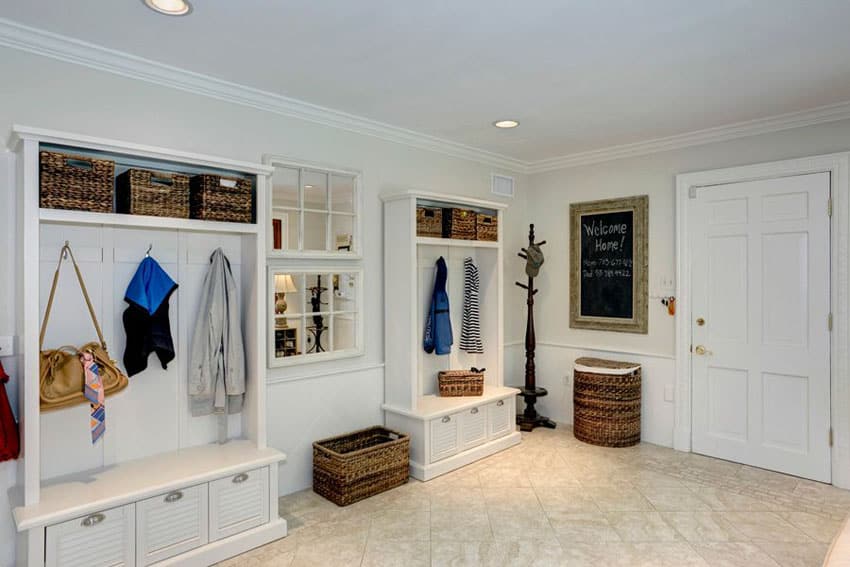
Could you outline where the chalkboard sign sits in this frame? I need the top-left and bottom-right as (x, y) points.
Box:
(570, 196), (648, 333)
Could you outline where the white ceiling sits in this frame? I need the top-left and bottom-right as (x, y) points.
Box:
(3, 1), (850, 162)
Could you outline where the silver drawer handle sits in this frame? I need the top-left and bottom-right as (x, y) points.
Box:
(441, 416), (451, 423)
(496, 400), (504, 407)
(233, 473), (249, 484)
(81, 513), (105, 528)
(164, 491), (184, 503)
(470, 407), (479, 415)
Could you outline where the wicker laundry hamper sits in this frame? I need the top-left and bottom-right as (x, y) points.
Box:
(573, 357), (641, 447)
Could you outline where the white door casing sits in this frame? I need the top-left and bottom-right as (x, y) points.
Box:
(690, 173), (831, 482)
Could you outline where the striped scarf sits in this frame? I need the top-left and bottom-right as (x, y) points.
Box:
(460, 257), (484, 353)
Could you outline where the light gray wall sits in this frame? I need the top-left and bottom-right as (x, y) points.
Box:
(521, 118), (850, 444)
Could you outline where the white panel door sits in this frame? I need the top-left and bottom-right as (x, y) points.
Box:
(690, 172), (831, 482)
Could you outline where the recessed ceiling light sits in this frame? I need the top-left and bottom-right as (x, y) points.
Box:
(143, 0), (192, 16)
(493, 119), (520, 129)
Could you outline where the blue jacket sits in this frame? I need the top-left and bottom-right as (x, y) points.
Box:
(424, 256), (453, 355)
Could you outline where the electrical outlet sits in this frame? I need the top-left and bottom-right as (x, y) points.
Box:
(0, 336), (14, 357)
(664, 384), (675, 402)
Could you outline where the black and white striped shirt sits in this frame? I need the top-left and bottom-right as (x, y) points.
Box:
(460, 256), (484, 353)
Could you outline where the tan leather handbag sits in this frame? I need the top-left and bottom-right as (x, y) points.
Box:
(39, 242), (128, 411)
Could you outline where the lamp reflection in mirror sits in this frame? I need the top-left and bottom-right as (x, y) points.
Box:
(275, 274), (297, 328)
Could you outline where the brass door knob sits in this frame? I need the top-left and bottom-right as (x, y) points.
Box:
(694, 345), (713, 356)
(696, 317), (705, 326)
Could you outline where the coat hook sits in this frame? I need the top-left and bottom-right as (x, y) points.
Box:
(62, 240), (69, 260)
(145, 244), (153, 258)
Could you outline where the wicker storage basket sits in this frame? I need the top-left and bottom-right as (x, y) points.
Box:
(190, 174), (253, 223)
(416, 206), (443, 237)
(476, 213), (498, 241)
(573, 357), (641, 447)
(40, 150), (115, 213)
(116, 169), (190, 218)
(442, 208), (476, 240)
(438, 369), (484, 397)
(313, 426), (409, 506)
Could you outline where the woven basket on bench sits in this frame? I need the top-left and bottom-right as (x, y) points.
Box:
(313, 426), (409, 506)
(438, 369), (484, 397)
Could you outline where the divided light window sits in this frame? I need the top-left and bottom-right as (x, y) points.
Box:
(269, 163), (359, 256)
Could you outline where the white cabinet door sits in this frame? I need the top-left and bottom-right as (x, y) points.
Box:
(209, 467), (270, 541)
(690, 172), (831, 482)
(459, 406), (487, 451)
(430, 413), (459, 462)
(136, 484), (208, 565)
(488, 399), (512, 439)
(46, 505), (135, 567)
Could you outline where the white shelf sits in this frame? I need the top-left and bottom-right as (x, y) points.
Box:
(13, 441), (285, 531)
(383, 386), (519, 420)
(416, 236), (499, 248)
(40, 208), (259, 234)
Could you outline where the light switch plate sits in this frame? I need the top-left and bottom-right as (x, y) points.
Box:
(664, 384), (675, 402)
(0, 336), (14, 357)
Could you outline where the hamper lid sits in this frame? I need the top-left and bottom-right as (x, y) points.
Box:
(574, 357), (640, 375)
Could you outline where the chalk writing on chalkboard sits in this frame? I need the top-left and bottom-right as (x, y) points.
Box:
(579, 210), (634, 319)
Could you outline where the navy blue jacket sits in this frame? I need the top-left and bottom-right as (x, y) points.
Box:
(424, 256), (453, 355)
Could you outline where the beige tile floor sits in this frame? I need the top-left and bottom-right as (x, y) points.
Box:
(221, 426), (850, 566)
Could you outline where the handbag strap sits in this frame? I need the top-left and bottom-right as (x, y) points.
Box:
(39, 242), (107, 351)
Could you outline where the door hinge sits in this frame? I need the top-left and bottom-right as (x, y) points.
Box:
(829, 313), (833, 331)
(829, 427), (834, 447)
(828, 197), (833, 217)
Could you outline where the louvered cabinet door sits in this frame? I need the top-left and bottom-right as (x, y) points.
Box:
(136, 484), (208, 565)
(459, 406), (487, 451)
(429, 412), (460, 463)
(487, 399), (512, 439)
(45, 505), (135, 567)
(209, 467), (270, 541)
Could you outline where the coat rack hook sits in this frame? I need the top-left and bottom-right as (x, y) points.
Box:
(145, 244), (153, 258)
(62, 241), (69, 260)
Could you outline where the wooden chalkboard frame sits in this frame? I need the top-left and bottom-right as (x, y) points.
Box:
(569, 195), (648, 333)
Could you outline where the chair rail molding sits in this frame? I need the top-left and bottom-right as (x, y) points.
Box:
(674, 152), (850, 489)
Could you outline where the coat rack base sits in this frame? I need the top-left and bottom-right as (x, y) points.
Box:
(514, 386), (557, 432)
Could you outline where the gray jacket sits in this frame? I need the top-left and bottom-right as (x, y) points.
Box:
(189, 248), (245, 416)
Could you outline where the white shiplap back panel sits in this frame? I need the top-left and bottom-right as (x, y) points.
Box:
(39, 224), (247, 481)
(39, 224), (106, 480)
(181, 233), (243, 448)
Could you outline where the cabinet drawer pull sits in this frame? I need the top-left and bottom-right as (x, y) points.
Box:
(441, 416), (451, 423)
(233, 473), (249, 484)
(81, 513), (106, 528)
(164, 491), (184, 503)
(470, 407), (479, 415)
(496, 400), (504, 407)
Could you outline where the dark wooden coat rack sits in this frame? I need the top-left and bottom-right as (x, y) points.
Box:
(515, 224), (556, 431)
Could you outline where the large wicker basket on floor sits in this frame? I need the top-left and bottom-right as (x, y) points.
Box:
(573, 357), (641, 447)
(313, 426), (409, 506)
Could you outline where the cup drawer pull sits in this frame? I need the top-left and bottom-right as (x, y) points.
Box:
(164, 491), (184, 503)
(496, 400), (504, 407)
(471, 407), (479, 415)
(233, 473), (250, 484)
(441, 416), (451, 423)
(81, 513), (106, 528)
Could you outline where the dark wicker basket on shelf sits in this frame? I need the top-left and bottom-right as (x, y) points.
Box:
(573, 357), (641, 447)
(190, 174), (253, 223)
(116, 169), (190, 218)
(39, 150), (115, 213)
(442, 207), (476, 240)
(313, 426), (409, 506)
(416, 206), (443, 237)
(476, 213), (498, 241)
(438, 369), (484, 397)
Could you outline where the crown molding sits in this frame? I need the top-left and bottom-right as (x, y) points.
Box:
(0, 17), (528, 172)
(528, 99), (850, 173)
(3, 17), (850, 177)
